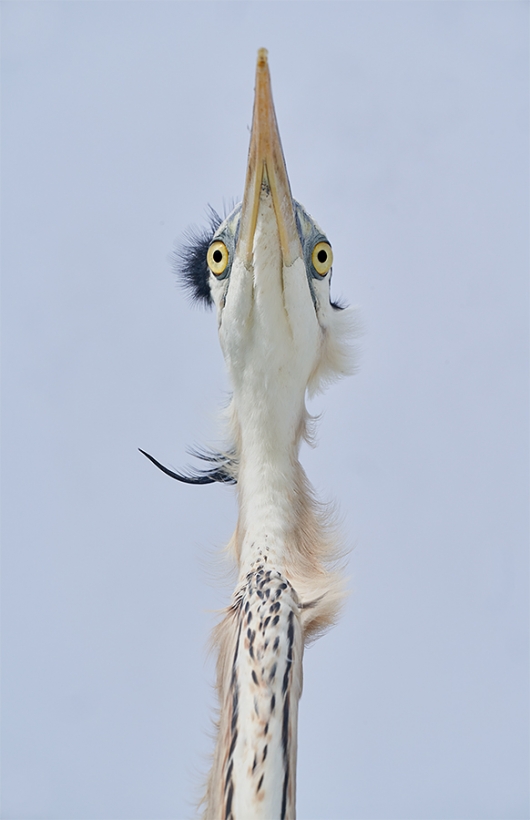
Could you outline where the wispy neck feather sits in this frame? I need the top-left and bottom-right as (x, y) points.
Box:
(232, 404), (345, 636)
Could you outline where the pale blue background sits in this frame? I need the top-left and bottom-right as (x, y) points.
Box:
(2, 2), (528, 818)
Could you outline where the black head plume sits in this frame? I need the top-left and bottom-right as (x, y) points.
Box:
(173, 206), (222, 307)
(138, 448), (237, 485)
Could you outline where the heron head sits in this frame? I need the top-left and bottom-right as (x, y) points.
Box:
(180, 49), (354, 411)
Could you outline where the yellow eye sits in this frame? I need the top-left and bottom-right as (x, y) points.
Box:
(312, 241), (333, 276)
(207, 241), (229, 276)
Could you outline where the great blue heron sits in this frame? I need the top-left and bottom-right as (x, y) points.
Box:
(141, 48), (356, 820)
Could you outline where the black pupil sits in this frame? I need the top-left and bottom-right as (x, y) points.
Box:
(213, 249), (223, 264)
(317, 249), (328, 264)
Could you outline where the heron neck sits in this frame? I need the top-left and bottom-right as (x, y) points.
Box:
(235, 406), (303, 576)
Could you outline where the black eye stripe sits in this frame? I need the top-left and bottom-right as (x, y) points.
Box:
(173, 207), (222, 308)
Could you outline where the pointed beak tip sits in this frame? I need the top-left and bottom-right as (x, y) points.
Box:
(257, 48), (268, 68)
